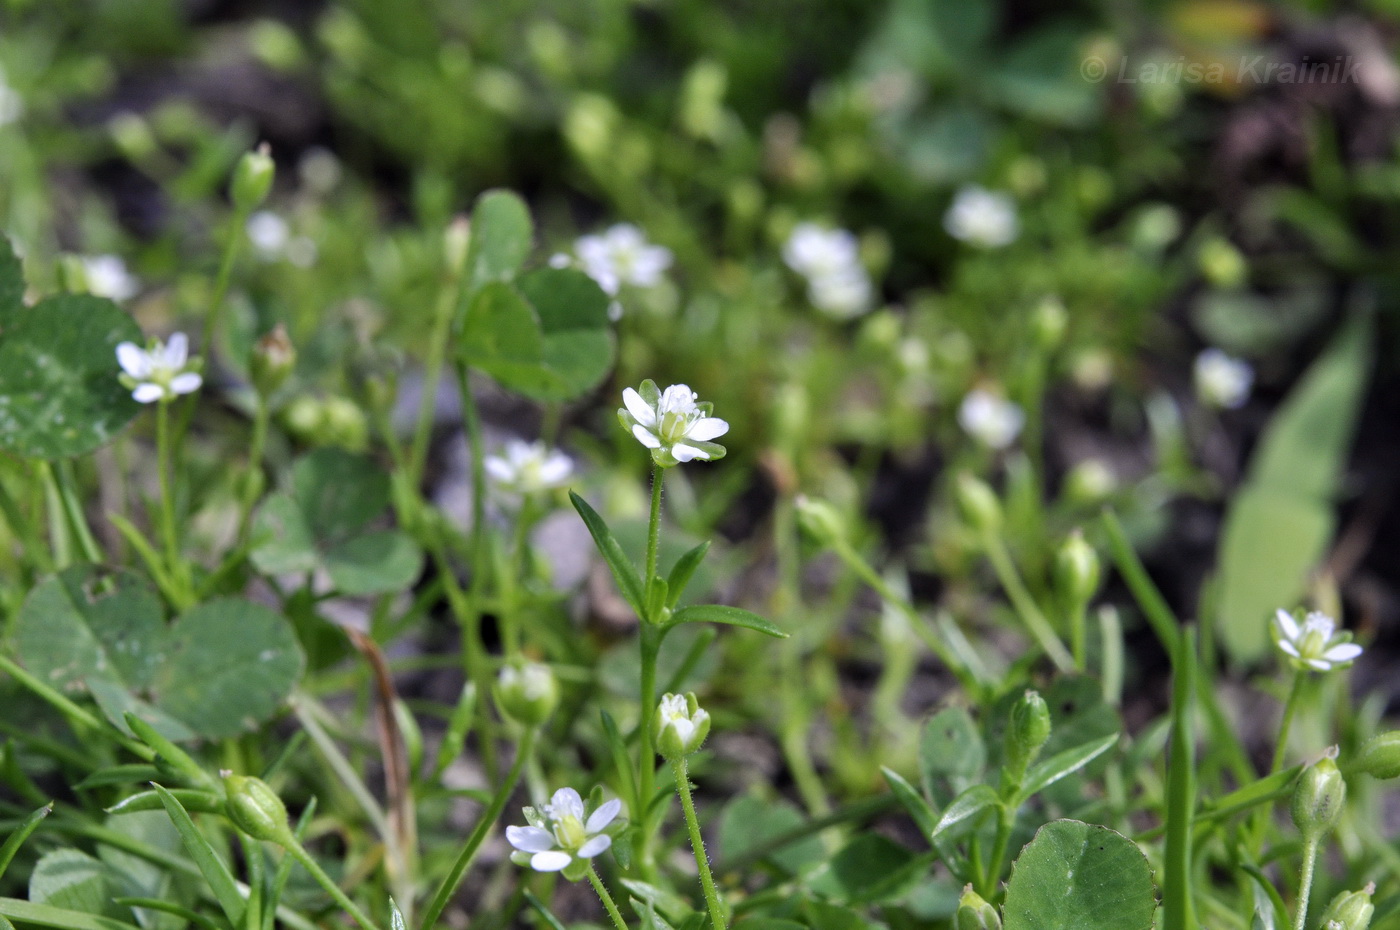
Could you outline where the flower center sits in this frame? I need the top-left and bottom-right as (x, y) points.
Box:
(553, 813), (587, 850)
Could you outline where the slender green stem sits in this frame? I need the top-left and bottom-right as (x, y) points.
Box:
(1163, 626), (1197, 930)
(1270, 672), (1305, 774)
(199, 207), (247, 371)
(586, 866), (629, 930)
(39, 461), (72, 569)
(1069, 601), (1088, 672)
(644, 464), (663, 590)
(981, 534), (1074, 673)
(671, 757), (726, 930)
(979, 803), (1014, 899)
(1293, 837), (1319, 930)
(634, 624), (662, 879)
(418, 728), (535, 930)
(408, 283), (461, 488)
(155, 401), (182, 581)
(285, 843), (378, 930)
(52, 461), (103, 564)
(236, 398), (272, 546)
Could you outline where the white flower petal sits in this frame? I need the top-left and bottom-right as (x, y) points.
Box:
(116, 343), (152, 379)
(1278, 641), (1301, 658)
(549, 788), (585, 820)
(668, 717), (696, 745)
(132, 383), (165, 404)
(577, 835), (611, 859)
(632, 424), (662, 449)
(671, 443), (707, 462)
(622, 388), (656, 427)
(169, 372), (202, 395)
(586, 798), (622, 833)
(685, 417), (729, 442)
(529, 851), (572, 872)
(1323, 643), (1362, 662)
(1307, 658), (1332, 671)
(485, 458), (514, 483)
(506, 826), (557, 854)
(164, 333), (189, 369)
(1274, 609), (1300, 642)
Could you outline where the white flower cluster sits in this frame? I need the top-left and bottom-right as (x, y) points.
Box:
(943, 185), (1018, 248)
(115, 333), (202, 404)
(1194, 348), (1253, 410)
(506, 787), (622, 873)
(246, 211), (318, 267)
(82, 255), (140, 302)
(484, 439), (574, 497)
(782, 223), (873, 319)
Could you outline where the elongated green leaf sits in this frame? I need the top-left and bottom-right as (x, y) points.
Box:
(0, 803), (51, 881)
(0, 897), (141, 930)
(930, 784), (999, 841)
(880, 767), (935, 838)
(569, 491), (645, 615)
(107, 789), (224, 816)
(665, 604), (786, 638)
(110, 899), (219, 930)
(122, 714), (213, 788)
(150, 784), (245, 926)
(1002, 821), (1157, 930)
(665, 541), (710, 608)
(1013, 734), (1119, 805)
(74, 767), (162, 791)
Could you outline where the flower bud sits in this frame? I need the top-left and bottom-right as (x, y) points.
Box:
(1198, 237), (1246, 290)
(1291, 753), (1346, 841)
(1355, 731), (1400, 780)
(1062, 459), (1117, 505)
(223, 773), (293, 844)
(654, 692), (710, 760)
(1055, 530), (1101, 608)
(1317, 883), (1375, 930)
(321, 396), (369, 451)
(232, 143), (276, 213)
(955, 473), (1002, 534)
(494, 662), (559, 727)
(250, 324), (295, 397)
(954, 886), (1002, 930)
(444, 216), (471, 276)
(1005, 690), (1052, 778)
(795, 495), (846, 549)
(1031, 296), (1067, 350)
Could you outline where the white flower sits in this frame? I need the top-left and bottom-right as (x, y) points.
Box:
(506, 788), (622, 873)
(619, 380), (728, 467)
(1274, 609), (1362, 672)
(1194, 348), (1253, 410)
(958, 388), (1024, 449)
(484, 439), (574, 497)
(82, 255), (139, 302)
(654, 692), (711, 759)
(0, 81), (22, 127)
(943, 186), (1019, 248)
(247, 211), (290, 260)
(782, 223), (874, 319)
(574, 224), (673, 297)
(495, 662), (558, 725)
(115, 333), (203, 404)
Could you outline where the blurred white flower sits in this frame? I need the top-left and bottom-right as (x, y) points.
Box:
(484, 439), (574, 496)
(958, 388), (1024, 449)
(575, 224), (672, 297)
(506, 787), (622, 873)
(1274, 609), (1362, 672)
(247, 211), (290, 260)
(286, 237), (318, 268)
(297, 146), (342, 195)
(115, 333), (202, 404)
(783, 223), (873, 319)
(82, 255), (139, 302)
(944, 186), (1019, 248)
(0, 78), (22, 127)
(619, 380), (728, 466)
(1194, 348), (1253, 409)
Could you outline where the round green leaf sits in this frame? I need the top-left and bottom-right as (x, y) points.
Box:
(324, 530), (424, 595)
(1002, 820), (1157, 930)
(0, 294), (142, 459)
(151, 598), (305, 740)
(515, 267), (615, 401)
(292, 448), (390, 540)
(249, 493), (319, 576)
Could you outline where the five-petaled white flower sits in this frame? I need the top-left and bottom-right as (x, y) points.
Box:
(1274, 609), (1362, 673)
(943, 186), (1019, 248)
(958, 388), (1024, 450)
(575, 224), (673, 298)
(1194, 348), (1253, 410)
(484, 439), (574, 497)
(619, 380), (728, 467)
(115, 333), (203, 404)
(782, 223), (873, 319)
(82, 255), (140, 302)
(506, 787), (622, 874)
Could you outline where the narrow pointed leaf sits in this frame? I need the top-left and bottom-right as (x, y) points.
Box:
(569, 491), (645, 615)
(929, 784), (999, 842)
(880, 768), (935, 839)
(1013, 734), (1119, 806)
(665, 604), (786, 638)
(665, 541), (710, 608)
(0, 803), (51, 882)
(150, 784), (245, 926)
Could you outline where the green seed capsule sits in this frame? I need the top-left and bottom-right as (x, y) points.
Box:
(1317, 883), (1374, 930)
(224, 774), (293, 845)
(954, 886), (1001, 930)
(232, 144), (276, 212)
(955, 473), (1002, 534)
(1055, 530), (1101, 607)
(1355, 731), (1400, 780)
(1005, 690), (1052, 778)
(1291, 755), (1346, 841)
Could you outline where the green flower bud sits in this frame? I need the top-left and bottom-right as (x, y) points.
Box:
(1031, 296), (1067, 350)
(654, 692), (711, 760)
(1198, 237), (1247, 290)
(494, 661), (559, 727)
(795, 495), (846, 548)
(223, 773), (294, 844)
(1055, 530), (1101, 608)
(955, 473), (1002, 534)
(321, 396), (369, 451)
(444, 216), (471, 276)
(1292, 753), (1346, 841)
(1355, 731), (1400, 780)
(249, 324), (295, 397)
(232, 143), (276, 213)
(954, 886), (1002, 930)
(1005, 690), (1052, 778)
(1062, 459), (1117, 505)
(1318, 883), (1375, 930)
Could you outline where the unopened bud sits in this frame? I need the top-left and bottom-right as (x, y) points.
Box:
(494, 661), (558, 727)
(1055, 530), (1101, 608)
(654, 692), (711, 760)
(444, 216), (471, 275)
(223, 773), (293, 844)
(1031, 296), (1067, 350)
(1356, 731), (1400, 780)
(1062, 459), (1117, 505)
(232, 143), (276, 213)
(1292, 752), (1346, 841)
(795, 495), (845, 548)
(250, 324), (295, 396)
(1318, 883), (1375, 930)
(1198, 237), (1246, 290)
(954, 886), (1001, 930)
(1005, 690), (1052, 779)
(955, 473), (1002, 534)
